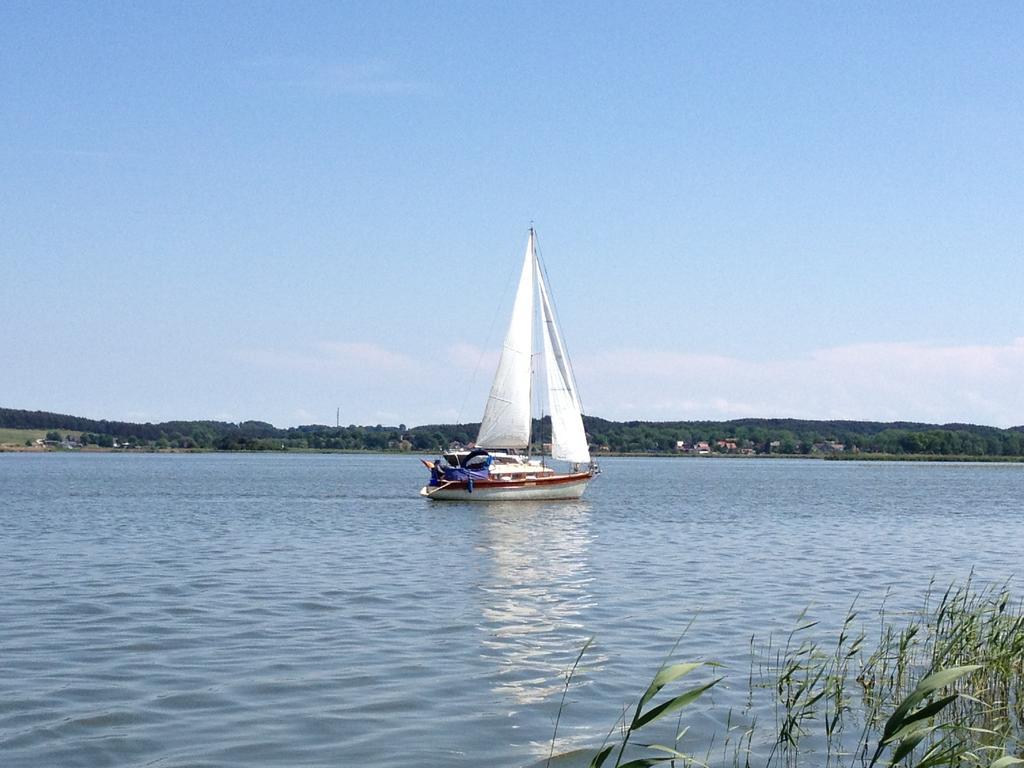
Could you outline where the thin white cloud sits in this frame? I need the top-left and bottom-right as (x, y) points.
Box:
(230, 337), (1023, 428)
(237, 340), (420, 374)
(302, 60), (431, 95)
(446, 341), (500, 373)
(317, 341), (419, 372)
(292, 407), (314, 423)
(0, 147), (142, 163)
(575, 338), (1024, 427)
(235, 57), (431, 96)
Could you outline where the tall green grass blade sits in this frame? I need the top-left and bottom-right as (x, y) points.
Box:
(547, 638), (594, 768)
(634, 678), (721, 729)
(643, 743), (706, 764)
(882, 665), (981, 743)
(588, 744), (614, 768)
(913, 741), (966, 768)
(637, 662), (703, 712)
(891, 726), (937, 763)
(894, 693), (959, 733)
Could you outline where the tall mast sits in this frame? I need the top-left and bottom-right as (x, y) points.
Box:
(527, 226), (535, 457)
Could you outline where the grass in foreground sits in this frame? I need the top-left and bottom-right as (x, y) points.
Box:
(546, 580), (1024, 767)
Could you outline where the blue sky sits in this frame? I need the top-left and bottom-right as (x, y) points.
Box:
(2, 2), (1022, 427)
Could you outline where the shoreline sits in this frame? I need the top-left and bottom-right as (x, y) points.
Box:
(2, 445), (1021, 463)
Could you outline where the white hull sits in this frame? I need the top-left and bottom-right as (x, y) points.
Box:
(420, 474), (592, 501)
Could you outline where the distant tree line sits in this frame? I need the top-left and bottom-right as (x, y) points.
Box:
(3, 408), (1022, 457)
(576, 416), (1024, 457)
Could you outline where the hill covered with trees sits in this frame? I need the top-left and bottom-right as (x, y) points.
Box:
(2, 407), (1023, 457)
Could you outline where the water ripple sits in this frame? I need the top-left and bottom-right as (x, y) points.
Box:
(0, 454), (1021, 766)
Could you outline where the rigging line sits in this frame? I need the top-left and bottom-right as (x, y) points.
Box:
(529, 239), (538, 412)
(531, 231), (557, 459)
(533, 229), (588, 416)
(453, 234), (522, 430)
(527, 231), (540, 458)
(531, 232), (552, 456)
(531, 349), (547, 457)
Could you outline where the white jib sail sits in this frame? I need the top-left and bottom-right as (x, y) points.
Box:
(538, 261), (591, 464)
(476, 233), (535, 449)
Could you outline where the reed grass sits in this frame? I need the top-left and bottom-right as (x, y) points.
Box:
(547, 580), (1024, 768)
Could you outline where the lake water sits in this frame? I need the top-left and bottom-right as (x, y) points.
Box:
(1, 454), (1021, 767)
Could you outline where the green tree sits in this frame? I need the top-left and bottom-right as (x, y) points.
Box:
(899, 433), (924, 453)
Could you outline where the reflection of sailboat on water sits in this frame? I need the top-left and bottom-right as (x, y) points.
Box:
(421, 228), (598, 500)
(476, 502), (604, 709)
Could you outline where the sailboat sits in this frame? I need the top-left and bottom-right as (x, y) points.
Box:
(420, 228), (598, 500)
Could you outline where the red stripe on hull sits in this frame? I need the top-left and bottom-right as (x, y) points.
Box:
(445, 471), (592, 490)
(420, 470), (595, 500)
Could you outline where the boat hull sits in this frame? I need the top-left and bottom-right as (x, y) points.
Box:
(420, 471), (593, 501)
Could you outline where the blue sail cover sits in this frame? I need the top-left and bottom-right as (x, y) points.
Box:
(443, 465), (489, 493)
(429, 456), (492, 487)
(442, 467), (490, 482)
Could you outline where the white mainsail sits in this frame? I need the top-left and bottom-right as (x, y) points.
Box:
(476, 233), (535, 449)
(477, 229), (590, 463)
(538, 262), (591, 464)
